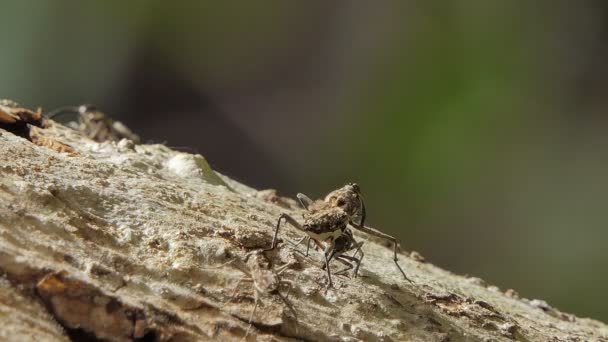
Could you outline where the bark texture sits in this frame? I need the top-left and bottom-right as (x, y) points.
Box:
(0, 104), (607, 341)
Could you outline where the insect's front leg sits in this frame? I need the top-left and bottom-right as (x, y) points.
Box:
(45, 106), (81, 120)
(357, 194), (366, 227)
(265, 213), (304, 251)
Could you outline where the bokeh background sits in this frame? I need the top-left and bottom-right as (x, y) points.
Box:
(2, 1), (607, 321)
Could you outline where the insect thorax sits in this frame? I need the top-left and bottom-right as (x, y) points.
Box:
(333, 229), (355, 253)
(303, 207), (349, 237)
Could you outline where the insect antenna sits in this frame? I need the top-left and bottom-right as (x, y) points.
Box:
(358, 192), (366, 228)
(45, 106), (81, 121)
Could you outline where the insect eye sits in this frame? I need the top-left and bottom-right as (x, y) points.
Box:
(336, 199), (345, 206)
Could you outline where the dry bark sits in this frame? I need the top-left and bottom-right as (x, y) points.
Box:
(0, 104), (607, 341)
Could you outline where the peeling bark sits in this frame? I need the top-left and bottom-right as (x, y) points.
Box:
(0, 105), (607, 341)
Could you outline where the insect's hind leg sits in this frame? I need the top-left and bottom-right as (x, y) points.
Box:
(277, 283), (299, 333)
(331, 240), (364, 277)
(278, 281), (297, 313)
(243, 290), (260, 340)
(332, 256), (355, 276)
(334, 249), (365, 278)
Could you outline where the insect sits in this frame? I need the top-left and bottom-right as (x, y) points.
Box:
(223, 250), (297, 339)
(46, 104), (141, 143)
(292, 228), (365, 278)
(266, 183), (413, 287)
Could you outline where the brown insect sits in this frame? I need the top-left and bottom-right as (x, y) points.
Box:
(46, 105), (140, 143)
(222, 250), (297, 338)
(266, 183), (413, 287)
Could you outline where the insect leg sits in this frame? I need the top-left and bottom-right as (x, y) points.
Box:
(275, 262), (293, 275)
(288, 235), (308, 248)
(358, 194), (366, 228)
(337, 253), (364, 277)
(350, 222), (413, 283)
(305, 236), (312, 256)
(244, 289), (260, 339)
(265, 213), (304, 251)
(287, 235), (312, 258)
(321, 247), (339, 270)
(332, 256), (354, 276)
(351, 242), (365, 276)
(277, 283), (298, 326)
(329, 235), (362, 276)
(323, 241), (335, 287)
(45, 106), (80, 120)
(325, 230), (365, 277)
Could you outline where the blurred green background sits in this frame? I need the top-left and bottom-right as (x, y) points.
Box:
(2, 1), (607, 321)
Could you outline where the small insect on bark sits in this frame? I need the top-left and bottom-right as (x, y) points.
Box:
(266, 183), (413, 287)
(221, 250), (297, 339)
(46, 105), (141, 143)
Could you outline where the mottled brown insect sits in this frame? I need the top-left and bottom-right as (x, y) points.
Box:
(223, 250), (297, 338)
(47, 105), (140, 143)
(267, 183), (413, 287)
